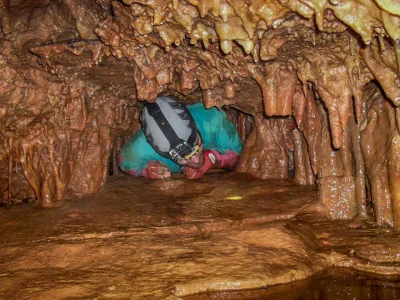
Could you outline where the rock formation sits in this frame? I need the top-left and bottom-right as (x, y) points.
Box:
(0, 0), (399, 227)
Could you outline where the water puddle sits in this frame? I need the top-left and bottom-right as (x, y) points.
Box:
(184, 269), (400, 299)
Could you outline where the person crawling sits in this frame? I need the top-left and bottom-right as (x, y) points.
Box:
(118, 96), (242, 179)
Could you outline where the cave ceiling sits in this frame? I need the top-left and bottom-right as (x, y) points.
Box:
(2, 0), (398, 144)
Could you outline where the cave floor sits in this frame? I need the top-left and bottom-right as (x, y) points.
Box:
(1, 172), (400, 299)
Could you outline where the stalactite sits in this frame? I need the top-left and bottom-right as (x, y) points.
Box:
(361, 40), (400, 106)
(40, 152), (56, 208)
(16, 143), (42, 204)
(317, 101), (357, 219)
(348, 109), (367, 217)
(224, 107), (253, 143)
(298, 86), (322, 176)
(110, 145), (120, 176)
(339, 123), (353, 178)
(224, 107), (238, 132)
(388, 122), (400, 227)
(236, 114), (289, 179)
(250, 62), (297, 117)
(360, 83), (396, 226)
(7, 137), (13, 203)
(238, 113), (248, 142)
(292, 128), (315, 185)
(389, 107), (400, 228)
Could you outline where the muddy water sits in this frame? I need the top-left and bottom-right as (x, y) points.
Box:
(185, 269), (400, 299)
(299, 271), (400, 300)
(1, 172), (400, 299)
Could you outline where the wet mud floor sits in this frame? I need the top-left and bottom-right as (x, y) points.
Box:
(1, 172), (400, 299)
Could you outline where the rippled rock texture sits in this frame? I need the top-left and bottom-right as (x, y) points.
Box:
(0, 0), (400, 229)
(2, 174), (400, 299)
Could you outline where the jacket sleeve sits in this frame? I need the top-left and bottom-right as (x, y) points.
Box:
(118, 130), (153, 176)
(118, 130), (182, 176)
(208, 149), (239, 169)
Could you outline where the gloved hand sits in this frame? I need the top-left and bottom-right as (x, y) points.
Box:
(141, 161), (171, 179)
(183, 150), (216, 179)
(211, 150), (239, 169)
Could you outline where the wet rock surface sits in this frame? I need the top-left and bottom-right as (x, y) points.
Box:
(0, 0), (399, 228)
(1, 1), (400, 295)
(1, 173), (400, 299)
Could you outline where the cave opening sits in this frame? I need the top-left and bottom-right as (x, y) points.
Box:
(2, 0), (400, 298)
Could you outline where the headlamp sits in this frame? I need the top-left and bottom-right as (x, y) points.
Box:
(169, 142), (200, 163)
(184, 144), (200, 160)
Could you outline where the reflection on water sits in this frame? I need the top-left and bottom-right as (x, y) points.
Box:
(297, 270), (400, 300)
(185, 269), (400, 300)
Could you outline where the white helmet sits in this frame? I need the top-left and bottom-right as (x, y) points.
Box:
(141, 96), (199, 162)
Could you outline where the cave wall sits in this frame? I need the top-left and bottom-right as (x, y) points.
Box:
(0, 0), (400, 227)
(0, 38), (139, 205)
(0, 1), (140, 205)
(360, 82), (400, 227)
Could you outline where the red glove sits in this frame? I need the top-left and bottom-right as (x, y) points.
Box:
(141, 161), (171, 179)
(183, 150), (216, 179)
(210, 150), (239, 169)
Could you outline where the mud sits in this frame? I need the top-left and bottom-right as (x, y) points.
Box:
(1, 173), (400, 299)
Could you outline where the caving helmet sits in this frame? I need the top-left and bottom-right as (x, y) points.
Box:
(140, 96), (200, 163)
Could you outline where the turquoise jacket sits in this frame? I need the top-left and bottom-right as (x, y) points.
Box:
(119, 103), (243, 175)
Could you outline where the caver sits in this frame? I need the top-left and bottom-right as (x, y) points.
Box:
(119, 96), (243, 179)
